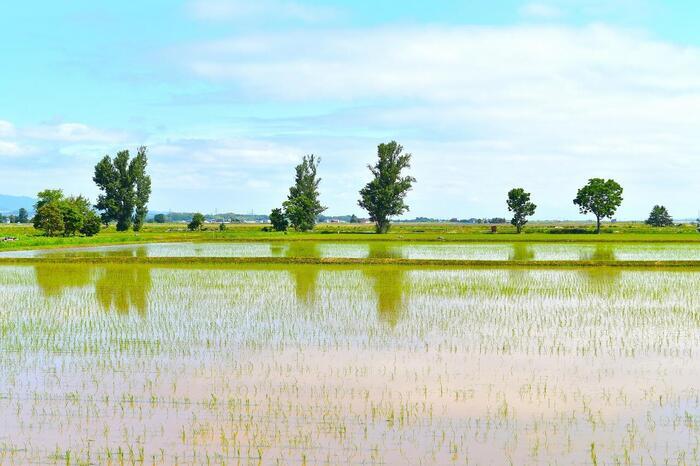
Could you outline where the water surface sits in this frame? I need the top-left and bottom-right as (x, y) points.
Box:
(1, 263), (698, 464)
(3, 240), (700, 261)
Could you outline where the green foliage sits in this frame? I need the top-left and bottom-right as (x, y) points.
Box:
(35, 202), (64, 237)
(358, 141), (415, 234)
(132, 147), (151, 232)
(33, 190), (65, 233)
(506, 188), (537, 233)
(646, 205), (673, 227)
(269, 208), (289, 231)
(61, 202), (84, 236)
(93, 146), (151, 232)
(188, 213), (205, 231)
(17, 208), (29, 223)
(283, 155), (326, 232)
(153, 213), (166, 223)
(349, 214), (360, 224)
(80, 211), (102, 236)
(32, 191), (101, 237)
(573, 178), (623, 233)
(218, 222), (227, 231)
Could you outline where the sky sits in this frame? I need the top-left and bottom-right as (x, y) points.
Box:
(1, 0), (700, 220)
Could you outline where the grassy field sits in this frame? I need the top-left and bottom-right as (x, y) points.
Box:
(1, 220), (700, 254)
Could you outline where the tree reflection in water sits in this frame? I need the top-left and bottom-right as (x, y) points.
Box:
(509, 242), (535, 261)
(33, 246), (153, 316)
(286, 242), (320, 305)
(33, 264), (94, 298)
(95, 265), (152, 316)
(581, 244), (621, 293)
(364, 244), (406, 326)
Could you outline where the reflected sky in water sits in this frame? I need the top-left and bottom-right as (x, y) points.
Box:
(2, 264), (700, 464)
(4, 241), (700, 261)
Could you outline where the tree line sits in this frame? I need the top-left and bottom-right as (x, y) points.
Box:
(28, 140), (677, 236)
(32, 147), (151, 236)
(268, 141), (415, 234)
(1, 208), (29, 224)
(266, 141), (672, 234)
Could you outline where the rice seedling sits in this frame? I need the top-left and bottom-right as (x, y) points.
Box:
(0, 247), (698, 464)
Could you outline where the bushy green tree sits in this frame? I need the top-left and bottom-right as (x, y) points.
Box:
(153, 213), (166, 223)
(80, 211), (102, 236)
(269, 208), (288, 231)
(573, 178), (623, 234)
(35, 202), (64, 237)
(61, 202), (84, 236)
(506, 188), (537, 233)
(188, 212), (205, 231)
(646, 205), (673, 227)
(33, 189), (64, 232)
(283, 155), (326, 232)
(93, 146), (151, 232)
(33, 190), (101, 237)
(358, 141), (415, 234)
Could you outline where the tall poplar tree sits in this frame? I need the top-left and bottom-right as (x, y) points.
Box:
(283, 155), (326, 232)
(358, 141), (415, 234)
(93, 146), (151, 231)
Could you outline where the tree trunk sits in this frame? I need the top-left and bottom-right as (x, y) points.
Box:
(596, 216), (601, 234)
(376, 219), (390, 234)
(516, 224), (522, 234)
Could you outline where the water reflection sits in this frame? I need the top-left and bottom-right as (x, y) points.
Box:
(95, 265), (152, 316)
(509, 243), (535, 261)
(34, 262), (152, 316)
(364, 270), (406, 327)
(579, 245), (621, 292)
(35, 245), (149, 259)
(286, 243), (320, 305)
(581, 266), (621, 294)
(33, 264), (94, 297)
(367, 242), (404, 260)
(582, 243), (617, 261)
(360, 244), (406, 326)
(285, 242), (321, 259)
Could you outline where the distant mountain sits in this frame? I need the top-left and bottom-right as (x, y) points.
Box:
(0, 194), (35, 214)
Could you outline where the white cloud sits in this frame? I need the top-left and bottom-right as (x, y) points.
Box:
(0, 140), (27, 157)
(186, 0), (336, 22)
(183, 25), (700, 102)
(150, 137), (299, 166)
(0, 120), (16, 138)
(520, 2), (563, 19)
(0, 121), (31, 157)
(26, 123), (127, 143)
(175, 24), (700, 218)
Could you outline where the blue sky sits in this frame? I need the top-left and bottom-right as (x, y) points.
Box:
(1, 0), (700, 219)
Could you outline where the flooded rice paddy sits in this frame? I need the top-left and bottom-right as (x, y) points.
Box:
(4, 241), (700, 261)
(0, 258), (699, 464)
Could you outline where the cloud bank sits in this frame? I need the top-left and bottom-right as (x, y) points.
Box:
(174, 24), (700, 218)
